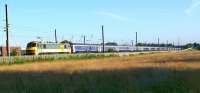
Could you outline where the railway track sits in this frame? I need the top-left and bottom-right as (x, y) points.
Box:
(0, 51), (176, 64)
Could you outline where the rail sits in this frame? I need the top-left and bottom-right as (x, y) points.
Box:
(0, 51), (179, 64)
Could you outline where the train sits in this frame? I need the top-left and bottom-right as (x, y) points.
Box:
(26, 41), (71, 55)
(26, 41), (181, 55)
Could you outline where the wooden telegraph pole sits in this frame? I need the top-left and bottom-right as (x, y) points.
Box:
(158, 37), (160, 47)
(135, 32), (138, 51)
(83, 35), (86, 45)
(55, 29), (58, 43)
(5, 4), (10, 57)
(101, 25), (105, 53)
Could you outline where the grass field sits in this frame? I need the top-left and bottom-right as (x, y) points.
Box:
(0, 51), (200, 93)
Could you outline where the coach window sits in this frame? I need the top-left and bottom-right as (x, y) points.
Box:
(37, 44), (41, 48)
(43, 45), (46, 49)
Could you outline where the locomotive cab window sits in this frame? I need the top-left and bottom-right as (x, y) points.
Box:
(64, 44), (70, 49)
(64, 45), (67, 49)
(27, 42), (37, 48)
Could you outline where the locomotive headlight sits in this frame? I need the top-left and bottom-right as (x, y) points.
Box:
(26, 47), (38, 55)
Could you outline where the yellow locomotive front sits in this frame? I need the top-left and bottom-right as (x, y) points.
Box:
(26, 42), (39, 55)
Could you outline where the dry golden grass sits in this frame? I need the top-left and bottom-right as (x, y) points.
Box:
(0, 51), (200, 93)
(0, 51), (200, 73)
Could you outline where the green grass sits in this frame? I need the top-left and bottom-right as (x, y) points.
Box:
(1, 68), (200, 93)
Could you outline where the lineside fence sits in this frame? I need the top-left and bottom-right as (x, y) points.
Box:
(0, 51), (179, 64)
(0, 53), (119, 64)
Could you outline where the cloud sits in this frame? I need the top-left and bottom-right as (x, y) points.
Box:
(97, 11), (128, 21)
(185, 0), (200, 15)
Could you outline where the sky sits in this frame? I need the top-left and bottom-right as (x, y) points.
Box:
(0, 0), (200, 48)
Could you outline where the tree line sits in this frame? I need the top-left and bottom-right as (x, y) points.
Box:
(183, 43), (200, 50)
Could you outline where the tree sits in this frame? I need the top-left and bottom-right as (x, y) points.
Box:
(10, 48), (20, 56)
(184, 43), (200, 50)
(61, 40), (73, 45)
(105, 42), (118, 46)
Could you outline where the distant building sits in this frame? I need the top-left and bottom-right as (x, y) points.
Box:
(0, 46), (21, 57)
(21, 49), (27, 56)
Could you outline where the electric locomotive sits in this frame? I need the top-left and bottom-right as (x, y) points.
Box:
(26, 41), (71, 55)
